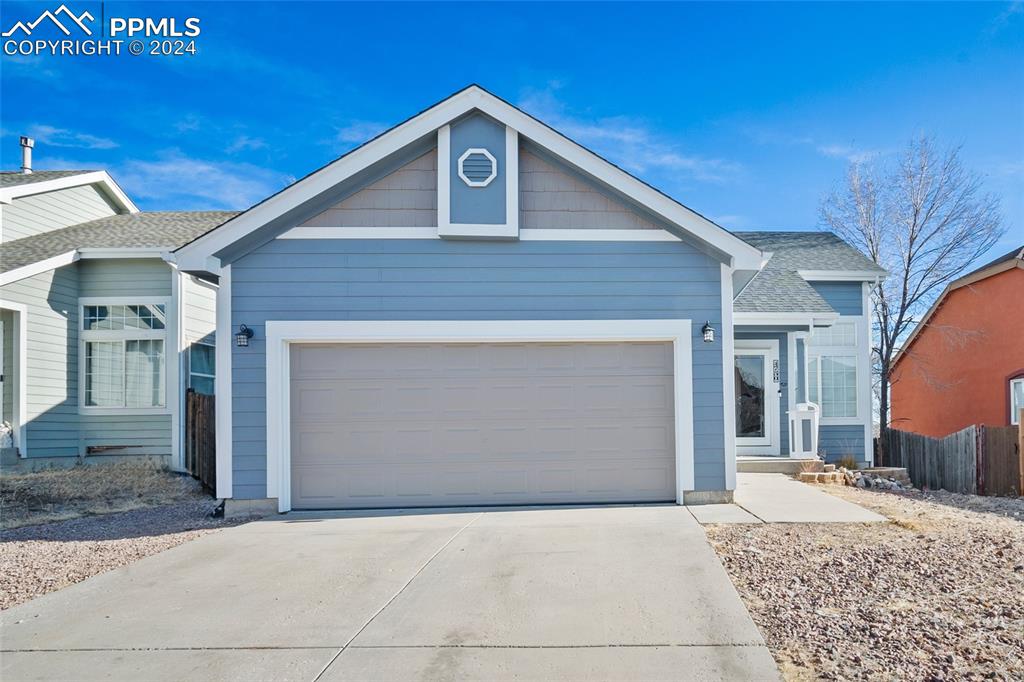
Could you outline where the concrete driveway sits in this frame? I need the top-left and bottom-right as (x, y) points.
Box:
(1, 505), (779, 681)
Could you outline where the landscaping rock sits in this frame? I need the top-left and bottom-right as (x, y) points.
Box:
(0, 501), (254, 610)
(706, 487), (1024, 681)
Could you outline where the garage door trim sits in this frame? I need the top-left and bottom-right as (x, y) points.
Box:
(266, 320), (694, 512)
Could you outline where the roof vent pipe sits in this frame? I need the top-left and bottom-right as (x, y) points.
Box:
(20, 136), (34, 174)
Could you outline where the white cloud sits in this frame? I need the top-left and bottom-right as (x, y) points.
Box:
(174, 114), (202, 133)
(517, 84), (740, 183)
(27, 124), (118, 150)
(226, 135), (268, 154)
(116, 151), (293, 210)
(335, 121), (388, 146)
(816, 143), (885, 164)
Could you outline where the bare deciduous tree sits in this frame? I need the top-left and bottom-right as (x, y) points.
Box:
(820, 135), (1003, 434)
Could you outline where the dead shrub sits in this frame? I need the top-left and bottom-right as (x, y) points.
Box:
(838, 454), (860, 470)
(0, 462), (202, 529)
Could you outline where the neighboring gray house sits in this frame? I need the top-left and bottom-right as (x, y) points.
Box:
(176, 85), (885, 514)
(0, 165), (233, 469)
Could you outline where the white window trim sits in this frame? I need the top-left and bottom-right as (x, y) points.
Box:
(437, 124), (520, 239)
(805, 316), (868, 426)
(1011, 377), (1024, 426)
(264, 319), (695, 513)
(457, 147), (498, 187)
(78, 297), (171, 416)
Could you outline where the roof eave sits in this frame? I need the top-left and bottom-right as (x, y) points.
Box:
(892, 257), (1023, 368)
(175, 85), (764, 271)
(0, 170), (138, 214)
(797, 269), (887, 282)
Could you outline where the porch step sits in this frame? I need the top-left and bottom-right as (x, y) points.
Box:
(737, 457), (823, 474)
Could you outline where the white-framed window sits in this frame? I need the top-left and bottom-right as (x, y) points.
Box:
(1011, 377), (1024, 426)
(80, 300), (168, 411)
(188, 341), (215, 395)
(806, 321), (860, 420)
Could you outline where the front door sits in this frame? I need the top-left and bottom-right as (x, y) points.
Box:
(734, 341), (780, 454)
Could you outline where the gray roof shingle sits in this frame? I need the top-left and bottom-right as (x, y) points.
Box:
(0, 170), (95, 188)
(0, 211), (237, 274)
(732, 231), (885, 314)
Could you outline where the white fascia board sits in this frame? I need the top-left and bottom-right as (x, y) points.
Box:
(278, 227), (683, 241)
(0, 251), (79, 286)
(77, 247), (172, 260)
(797, 270), (887, 282)
(175, 86), (763, 269)
(0, 171), (138, 213)
(734, 312), (840, 327)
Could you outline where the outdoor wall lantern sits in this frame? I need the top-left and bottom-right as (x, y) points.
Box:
(235, 324), (254, 348)
(701, 321), (715, 343)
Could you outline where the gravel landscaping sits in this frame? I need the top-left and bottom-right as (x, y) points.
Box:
(0, 499), (251, 610)
(707, 486), (1024, 681)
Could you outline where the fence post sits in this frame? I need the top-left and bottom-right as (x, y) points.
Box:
(1019, 410), (1024, 496)
(977, 425), (985, 496)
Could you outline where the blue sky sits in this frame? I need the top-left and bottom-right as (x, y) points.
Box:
(2, 1), (1022, 255)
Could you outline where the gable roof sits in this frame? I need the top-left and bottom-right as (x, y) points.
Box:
(0, 211), (236, 284)
(175, 84), (764, 271)
(0, 170), (93, 188)
(733, 231), (885, 315)
(0, 169), (138, 213)
(893, 243), (1024, 367)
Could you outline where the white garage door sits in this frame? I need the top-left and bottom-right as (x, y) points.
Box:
(289, 341), (676, 509)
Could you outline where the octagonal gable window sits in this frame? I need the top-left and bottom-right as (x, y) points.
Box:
(458, 148), (497, 187)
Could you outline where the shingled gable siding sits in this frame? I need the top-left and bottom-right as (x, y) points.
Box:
(0, 266), (80, 456)
(77, 259), (173, 458)
(229, 239), (727, 499)
(2, 185), (120, 243)
(519, 149), (664, 230)
(808, 281), (863, 316)
(299, 150), (438, 228)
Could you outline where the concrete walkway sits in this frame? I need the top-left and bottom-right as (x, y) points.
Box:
(1, 505), (779, 682)
(734, 473), (886, 523)
(687, 474), (887, 525)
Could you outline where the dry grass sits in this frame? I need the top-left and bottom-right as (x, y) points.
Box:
(837, 454), (860, 470)
(0, 463), (208, 530)
(798, 459), (822, 473)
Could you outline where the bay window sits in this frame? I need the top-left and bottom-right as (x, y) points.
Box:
(81, 302), (167, 410)
(806, 322), (859, 420)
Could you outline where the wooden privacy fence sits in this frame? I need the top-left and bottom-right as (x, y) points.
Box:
(185, 389), (216, 495)
(880, 424), (1022, 497)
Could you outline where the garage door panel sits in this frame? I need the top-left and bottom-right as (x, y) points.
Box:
(290, 342), (677, 509)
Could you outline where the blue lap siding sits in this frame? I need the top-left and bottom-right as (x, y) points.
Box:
(229, 238), (727, 499)
(818, 425), (867, 464)
(808, 281), (863, 316)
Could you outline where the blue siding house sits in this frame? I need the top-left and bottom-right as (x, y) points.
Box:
(0, 165), (231, 470)
(176, 86), (885, 514)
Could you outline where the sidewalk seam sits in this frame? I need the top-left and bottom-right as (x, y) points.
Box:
(311, 511), (484, 681)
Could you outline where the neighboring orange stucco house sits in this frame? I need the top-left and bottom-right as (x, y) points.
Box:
(890, 246), (1024, 437)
